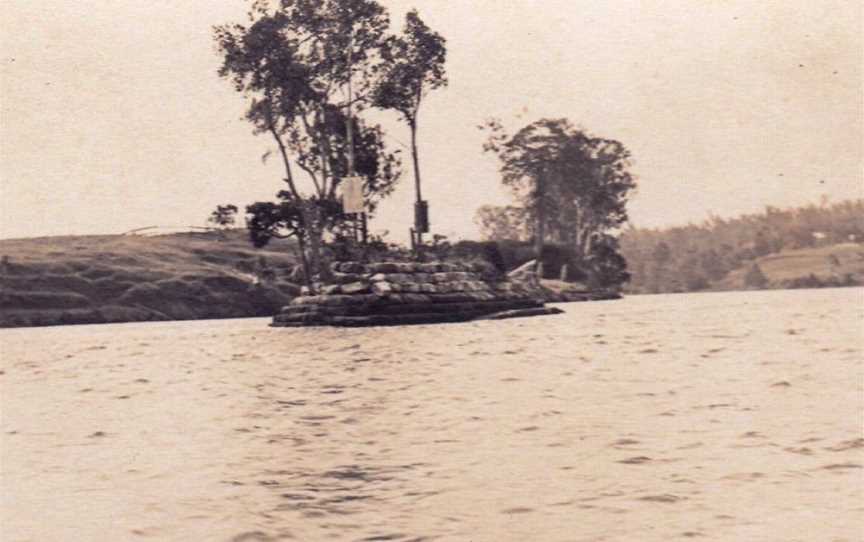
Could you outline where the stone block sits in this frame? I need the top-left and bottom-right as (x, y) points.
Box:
(319, 295), (350, 306)
(372, 281), (394, 295)
(341, 281), (371, 295)
(385, 294), (406, 304)
(291, 295), (327, 305)
(420, 283), (437, 293)
(369, 262), (399, 273)
(333, 272), (364, 284)
(290, 293), (379, 308)
(321, 284), (342, 295)
(273, 311), (324, 324)
(436, 283), (453, 293)
(352, 293), (386, 305)
(401, 293), (432, 304)
(338, 262), (367, 274)
(387, 273), (411, 283)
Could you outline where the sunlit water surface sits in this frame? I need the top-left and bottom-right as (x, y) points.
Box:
(2, 288), (862, 542)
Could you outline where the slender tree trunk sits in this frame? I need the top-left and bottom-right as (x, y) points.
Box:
(317, 108), (331, 198)
(410, 118), (424, 248)
(534, 172), (545, 264)
(268, 125), (300, 200)
(295, 235), (312, 289)
(410, 120), (422, 202)
(346, 29), (356, 176)
(299, 202), (325, 287)
(346, 99), (356, 177)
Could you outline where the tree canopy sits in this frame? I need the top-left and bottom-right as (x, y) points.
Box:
(481, 118), (636, 260)
(373, 10), (447, 129)
(214, 0), (405, 279)
(373, 9), (447, 243)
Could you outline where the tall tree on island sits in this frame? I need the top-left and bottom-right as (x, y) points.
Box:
(481, 118), (635, 281)
(373, 9), (447, 248)
(481, 118), (568, 259)
(213, 0), (401, 283)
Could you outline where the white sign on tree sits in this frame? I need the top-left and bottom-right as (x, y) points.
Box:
(341, 176), (365, 214)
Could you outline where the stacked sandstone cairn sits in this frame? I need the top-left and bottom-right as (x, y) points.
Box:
(272, 260), (562, 327)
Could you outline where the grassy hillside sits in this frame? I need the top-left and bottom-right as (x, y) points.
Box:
(716, 243), (864, 291)
(0, 231), (300, 328)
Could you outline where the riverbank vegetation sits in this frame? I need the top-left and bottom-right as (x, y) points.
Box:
(619, 200), (864, 293)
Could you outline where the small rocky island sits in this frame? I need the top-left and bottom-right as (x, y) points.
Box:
(273, 260), (563, 327)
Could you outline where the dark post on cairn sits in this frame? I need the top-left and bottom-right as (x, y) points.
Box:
(272, 260), (563, 327)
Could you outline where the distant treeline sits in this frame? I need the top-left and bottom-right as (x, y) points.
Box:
(619, 200), (864, 294)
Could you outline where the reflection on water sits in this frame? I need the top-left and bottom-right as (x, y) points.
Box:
(2, 288), (862, 541)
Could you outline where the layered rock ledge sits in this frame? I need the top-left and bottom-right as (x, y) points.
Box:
(272, 261), (563, 327)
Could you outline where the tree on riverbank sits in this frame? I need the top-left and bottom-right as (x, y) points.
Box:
(480, 118), (636, 286)
(214, 0), (403, 281)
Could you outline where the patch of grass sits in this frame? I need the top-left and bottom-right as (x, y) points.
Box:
(717, 243), (864, 290)
(0, 230), (300, 327)
(0, 291), (91, 310)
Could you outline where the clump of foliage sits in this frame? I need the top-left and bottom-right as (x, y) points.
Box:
(208, 204), (239, 230)
(479, 117), (636, 289)
(214, 0), (415, 283)
(373, 9), (447, 244)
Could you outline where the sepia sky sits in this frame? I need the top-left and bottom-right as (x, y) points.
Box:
(1, 0), (861, 242)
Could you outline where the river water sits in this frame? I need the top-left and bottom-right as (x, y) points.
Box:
(2, 288), (862, 542)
